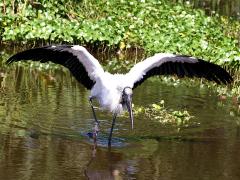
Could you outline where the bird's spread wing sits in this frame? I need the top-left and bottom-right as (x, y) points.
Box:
(126, 53), (233, 89)
(7, 45), (105, 89)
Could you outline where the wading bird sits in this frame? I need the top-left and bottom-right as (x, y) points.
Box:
(7, 45), (232, 146)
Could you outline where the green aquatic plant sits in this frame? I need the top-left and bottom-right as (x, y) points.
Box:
(0, 0), (240, 69)
(129, 100), (193, 126)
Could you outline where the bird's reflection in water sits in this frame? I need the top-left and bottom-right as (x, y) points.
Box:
(84, 144), (136, 180)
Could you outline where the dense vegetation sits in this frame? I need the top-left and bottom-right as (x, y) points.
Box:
(0, 0), (240, 68)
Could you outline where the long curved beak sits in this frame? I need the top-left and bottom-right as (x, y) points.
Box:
(126, 95), (134, 129)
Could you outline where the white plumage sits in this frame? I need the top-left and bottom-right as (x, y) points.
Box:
(7, 45), (233, 146)
(71, 45), (105, 80)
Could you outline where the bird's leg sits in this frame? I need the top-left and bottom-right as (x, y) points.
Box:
(89, 97), (100, 141)
(108, 113), (117, 147)
(89, 97), (99, 124)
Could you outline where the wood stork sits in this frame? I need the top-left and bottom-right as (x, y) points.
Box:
(7, 45), (233, 146)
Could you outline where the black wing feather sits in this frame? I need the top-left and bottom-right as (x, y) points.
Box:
(6, 45), (95, 89)
(133, 55), (232, 89)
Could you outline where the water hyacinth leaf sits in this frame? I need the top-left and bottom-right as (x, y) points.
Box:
(0, 0), (239, 69)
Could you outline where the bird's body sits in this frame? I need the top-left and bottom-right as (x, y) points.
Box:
(7, 45), (233, 146)
(91, 73), (128, 113)
(70, 46), (132, 113)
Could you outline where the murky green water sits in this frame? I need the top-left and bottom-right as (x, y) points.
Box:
(0, 48), (240, 179)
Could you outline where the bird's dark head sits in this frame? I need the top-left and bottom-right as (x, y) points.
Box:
(122, 87), (134, 129)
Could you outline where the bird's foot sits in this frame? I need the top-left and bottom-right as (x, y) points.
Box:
(93, 122), (100, 137)
(92, 122), (100, 147)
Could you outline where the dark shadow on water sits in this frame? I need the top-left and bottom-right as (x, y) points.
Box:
(84, 132), (128, 148)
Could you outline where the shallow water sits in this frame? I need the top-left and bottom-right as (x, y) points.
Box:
(0, 49), (240, 179)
